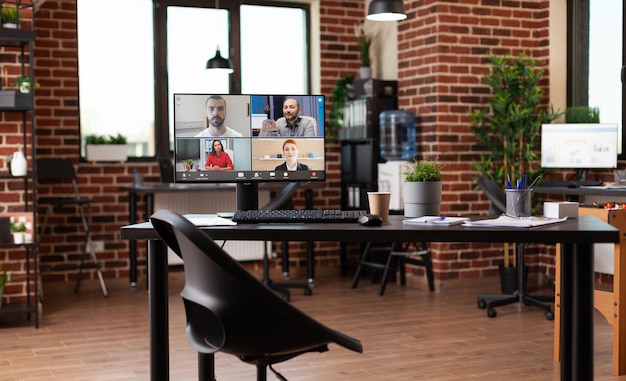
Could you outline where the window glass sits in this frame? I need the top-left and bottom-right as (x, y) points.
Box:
(240, 5), (308, 93)
(77, 0), (155, 157)
(588, 0), (623, 153)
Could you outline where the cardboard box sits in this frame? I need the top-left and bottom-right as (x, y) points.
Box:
(544, 201), (579, 219)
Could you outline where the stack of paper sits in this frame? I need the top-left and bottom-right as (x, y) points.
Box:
(462, 215), (567, 228)
(403, 216), (470, 226)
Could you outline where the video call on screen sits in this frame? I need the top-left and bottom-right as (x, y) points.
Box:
(173, 94), (326, 183)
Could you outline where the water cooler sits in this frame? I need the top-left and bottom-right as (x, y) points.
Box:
(377, 110), (417, 211)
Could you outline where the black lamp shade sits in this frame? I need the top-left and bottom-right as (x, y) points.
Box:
(367, 0), (407, 21)
(206, 48), (234, 73)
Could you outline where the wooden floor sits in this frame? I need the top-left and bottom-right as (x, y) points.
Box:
(0, 270), (624, 381)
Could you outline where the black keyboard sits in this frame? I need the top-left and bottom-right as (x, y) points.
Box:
(232, 209), (367, 224)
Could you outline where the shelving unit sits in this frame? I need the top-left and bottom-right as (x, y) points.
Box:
(0, 0), (38, 328)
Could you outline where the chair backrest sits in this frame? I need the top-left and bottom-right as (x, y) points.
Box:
(149, 209), (363, 360)
(158, 157), (175, 183)
(36, 158), (81, 197)
(477, 176), (506, 216)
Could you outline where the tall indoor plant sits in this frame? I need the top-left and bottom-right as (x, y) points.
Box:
(354, 22), (372, 79)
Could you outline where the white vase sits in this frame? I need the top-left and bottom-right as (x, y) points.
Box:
(10, 151), (27, 177)
(402, 181), (442, 217)
(359, 66), (371, 79)
(2, 23), (17, 29)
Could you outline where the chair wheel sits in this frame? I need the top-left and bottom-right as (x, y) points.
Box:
(304, 288), (313, 296)
(545, 310), (554, 320)
(487, 308), (497, 318)
(477, 299), (487, 309)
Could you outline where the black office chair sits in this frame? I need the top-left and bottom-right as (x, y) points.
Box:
(150, 210), (363, 381)
(36, 158), (108, 296)
(476, 176), (553, 319)
(260, 182), (313, 300)
(351, 241), (434, 296)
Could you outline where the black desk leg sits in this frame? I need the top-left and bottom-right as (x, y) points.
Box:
(149, 239), (169, 381)
(198, 353), (216, 381)
(129, 192), (138, 288)
(307, 241), (314, 286)
(560, 242), (594, 381)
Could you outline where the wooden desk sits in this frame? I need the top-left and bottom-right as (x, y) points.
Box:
(121, 215), (618, 381)
(554, 208), (626, 376)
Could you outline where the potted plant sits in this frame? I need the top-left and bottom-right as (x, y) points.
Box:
(401, 157), (445, 217)
(0, 262), (7, 308)
(328, 74), (354, 141)
(16, 75), (30, 93)
(10, 220), (27, 244)
(183, 158), (194, 172)
(84, 133), (128, 162)
(354, 22), (372, 79)
(1, 5), (18, 29)
(565, 105), (600, 123)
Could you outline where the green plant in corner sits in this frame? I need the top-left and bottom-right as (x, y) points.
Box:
(403, 157), (444, 182)
(0, 263), (8, 290)
(328, 74), (354, 141)
(469, 54), (561, 188)
(354, 22), (372, 68)
(1, 5), (18, 25)
(10, 221), (27, 233)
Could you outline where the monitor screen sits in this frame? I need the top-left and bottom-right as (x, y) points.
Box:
(540, 123), (618, 169)
(173, 94), (326, 184)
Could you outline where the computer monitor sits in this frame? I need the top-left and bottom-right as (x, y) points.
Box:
(540, 123), (618, 181)
(173, 93), (326, 209)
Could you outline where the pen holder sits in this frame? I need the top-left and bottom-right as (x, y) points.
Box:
(505, 189), (532, 217)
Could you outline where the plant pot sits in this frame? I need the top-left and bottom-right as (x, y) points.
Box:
(498, 264), (528, 294)
(402, 181), (442, 217)
(85, 144), (127, 162)
(12, 232), (24, 244)
(2, 23), (17, 29)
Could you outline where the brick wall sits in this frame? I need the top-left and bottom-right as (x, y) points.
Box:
(0, 0), (569, 303)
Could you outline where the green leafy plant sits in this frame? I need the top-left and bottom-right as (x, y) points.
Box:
(469, 54), (561, 187)
(10, 221), (27, 233)
(0, 263), (8, 290)
(354, 22), (372, 67)
(565, 106), (600, 123)
(186, 159), (194, 164)
(403, 157), (444, 182)
(84, 133), (127, 145)
(327, 74), (354, 141)
(1, 5), (18, 24)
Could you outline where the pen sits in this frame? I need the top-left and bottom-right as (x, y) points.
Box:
(439, 216), (446, 221)
(506, 174), (512, 189)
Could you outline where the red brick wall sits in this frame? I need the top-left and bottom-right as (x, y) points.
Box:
(0, 0), (565, 303)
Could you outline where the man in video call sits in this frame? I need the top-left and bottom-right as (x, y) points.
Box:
(259, 97), (318, 137)
(195, 95), (243, 138)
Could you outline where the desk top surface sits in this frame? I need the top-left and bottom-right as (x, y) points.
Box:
(120, 215), (618, 245)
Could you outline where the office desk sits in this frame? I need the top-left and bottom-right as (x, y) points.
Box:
(121, 215), (618, 381)
(121, 183), (317, 287)
(535, 185), (626, 199)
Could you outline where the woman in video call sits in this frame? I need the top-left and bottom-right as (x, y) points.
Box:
(274, 139), (310, 171)
(204, 139), (233, 171)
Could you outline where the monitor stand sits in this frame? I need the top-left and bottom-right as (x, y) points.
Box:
(576, 169), (588, 182)
(236, 182), (259, 210)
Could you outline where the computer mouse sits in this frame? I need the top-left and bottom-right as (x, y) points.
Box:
(358, 214), (383, 227)
(566, 182), (578, 188)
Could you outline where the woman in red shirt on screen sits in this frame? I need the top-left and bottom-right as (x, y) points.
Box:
(204, 139), (233, 170)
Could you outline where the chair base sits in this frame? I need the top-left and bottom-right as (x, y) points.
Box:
(352, 242), (434, 296)
(263, 241), (313, 302)
(477, 292), (554, 320)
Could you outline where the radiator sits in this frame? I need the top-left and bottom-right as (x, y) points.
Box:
(154, 188), (270, 263)
(580, 194), (618, 275)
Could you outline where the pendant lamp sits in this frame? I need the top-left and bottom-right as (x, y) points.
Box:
(367, 0), (407, 21)
(206, 45), (233, 73)
(206, 0), (234, 73)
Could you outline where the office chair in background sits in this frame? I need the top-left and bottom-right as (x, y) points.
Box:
(475, 176), (553, 319)
(36, 158), (108, 297)
(150, 210), (363, 381)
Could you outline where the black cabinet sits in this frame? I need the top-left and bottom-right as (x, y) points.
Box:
(339, 80), (397, 211)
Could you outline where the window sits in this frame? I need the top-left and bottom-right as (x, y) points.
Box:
(78, 0), (311, 160)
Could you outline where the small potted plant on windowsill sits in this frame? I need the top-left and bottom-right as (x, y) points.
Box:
(402, 157), (445, 217)
(1, 5), (18, 29)
(85, 133), (128, 162)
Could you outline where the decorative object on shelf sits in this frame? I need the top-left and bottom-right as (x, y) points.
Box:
(84, 133), (128, 162)
(401, 157), (444, 217)
(16, 75), (30, 93)
(10, 220), (27, 244)
(9, 150), (27, 177)
(354, 22), (372, 79)
(367, 0), (407, 22)
(1, 5), (18, 29)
